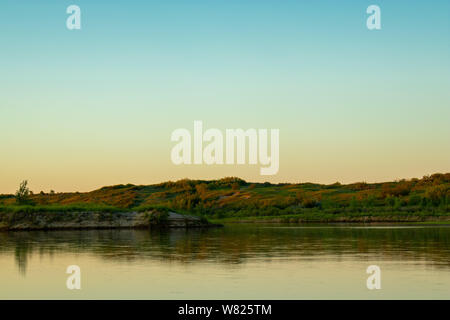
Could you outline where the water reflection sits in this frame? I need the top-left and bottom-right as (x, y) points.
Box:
(1, 224), (450, 276)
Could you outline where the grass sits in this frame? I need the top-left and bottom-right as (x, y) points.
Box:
(210, 210), (450, 224)
(0, 203), (124, 214)
(0, 174), (449, 223)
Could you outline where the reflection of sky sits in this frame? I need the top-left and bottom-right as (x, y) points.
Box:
(1, 225), (450, 299)
(1, 0), (449, 193)
(2, 226), (450, 273)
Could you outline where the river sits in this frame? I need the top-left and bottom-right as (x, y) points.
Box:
(0, 224), (449, 299)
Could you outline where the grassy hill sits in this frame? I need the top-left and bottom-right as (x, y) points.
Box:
(1, 173), (449, 222)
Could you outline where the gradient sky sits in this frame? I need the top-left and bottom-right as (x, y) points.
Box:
(1, 0), (449, 193)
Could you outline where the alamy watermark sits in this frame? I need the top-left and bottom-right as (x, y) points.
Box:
(66, 5), (81, 30)
(66, 265), (81, 290)
(366, 265), (381, 290)
(171, 121), (279, 175)
(65, 5), (380, 31)
(366, 5), (381, 30)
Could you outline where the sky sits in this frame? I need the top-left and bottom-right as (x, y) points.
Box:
(0, 0), (449, 193)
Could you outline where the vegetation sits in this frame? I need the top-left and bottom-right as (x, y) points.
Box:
(0, 174), (449, 222)
(0, 204), (123, 214)
(147, 210), (170, 225)
(15, 180), (32, 205)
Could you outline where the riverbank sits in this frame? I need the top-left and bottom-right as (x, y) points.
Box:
(1, 205), (449, 230)
(0, 210), (220, 231)
(1, 174), (448, 226)
(210, 212), (450, 224)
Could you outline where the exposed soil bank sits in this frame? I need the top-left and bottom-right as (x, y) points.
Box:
(0, 211), (220, 231)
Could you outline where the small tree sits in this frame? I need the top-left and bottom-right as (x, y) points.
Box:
(15, 180), (31, 204)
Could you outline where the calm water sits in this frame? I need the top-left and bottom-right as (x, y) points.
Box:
(0, 224), (449, 299)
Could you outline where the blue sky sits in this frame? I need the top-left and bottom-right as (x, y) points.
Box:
(0, 0), (449, 192)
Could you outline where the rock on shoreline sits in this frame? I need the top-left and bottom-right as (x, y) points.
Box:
(0, 210), (220, 231)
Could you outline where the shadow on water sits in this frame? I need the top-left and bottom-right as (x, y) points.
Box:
(1, 224), (450, 275)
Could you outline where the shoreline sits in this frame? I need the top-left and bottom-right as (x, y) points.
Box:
(1, 210), (449, 231)
(0, 210), (221, 231)
(211, 215), (450, 224)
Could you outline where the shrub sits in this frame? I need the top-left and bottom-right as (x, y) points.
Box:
(426, 185), (449, 206)
(148, 210), (169, 225)
(385, 195), (396, 207)
(302, 198), (320, 208)
(15, 180), (32, 205)
(408, 194), (422, 206)
(349, 197), (361, 211)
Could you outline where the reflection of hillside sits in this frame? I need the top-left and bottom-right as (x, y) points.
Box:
(1, 225), (450, 275)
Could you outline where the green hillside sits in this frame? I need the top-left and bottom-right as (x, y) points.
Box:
(1, 173), (449, 222)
